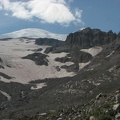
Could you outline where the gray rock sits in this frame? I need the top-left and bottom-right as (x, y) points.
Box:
(57, 118), (63, 120)
(96, 93), (102, 100)
(115, 90), (120, 104)
(113, 104), (120, 114)
(115, 113), (120, 120)
(89, 116), (96, 120)
(39, 113), (47, 116)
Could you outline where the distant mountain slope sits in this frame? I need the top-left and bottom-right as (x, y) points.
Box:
(0, 28), (67, 41)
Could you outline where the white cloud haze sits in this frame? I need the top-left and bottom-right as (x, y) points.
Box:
(0, 0), (83, 25)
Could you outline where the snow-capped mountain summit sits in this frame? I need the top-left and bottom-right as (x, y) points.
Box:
(0, 28), (67, 41)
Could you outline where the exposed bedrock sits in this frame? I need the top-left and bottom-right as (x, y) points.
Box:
(55, 50), (92, 63)
(22, 53), (49, 66)
(65, 27), (117, 48)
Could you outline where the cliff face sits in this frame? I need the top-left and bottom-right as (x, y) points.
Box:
(65, 27), (117, 48)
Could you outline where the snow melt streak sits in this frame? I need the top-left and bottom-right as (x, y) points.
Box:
(80, 46), (103, 57)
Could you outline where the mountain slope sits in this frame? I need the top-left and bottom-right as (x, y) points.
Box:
(0, 28), (120, 119)
(0, 28), (67, 41)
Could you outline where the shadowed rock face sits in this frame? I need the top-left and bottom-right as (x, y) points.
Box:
(55, 50), (92, 63)
(65, 28), (117, 48)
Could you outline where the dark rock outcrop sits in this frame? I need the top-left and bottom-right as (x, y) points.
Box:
(44, 46), (70, 54)
(35, 38), (64, 47)
(55, 50), (92, 64)
(61, 63), (79, 72)
(35, 48), (43, 52)
(0, 72), (12, 79)
(44, 47), (54, 54)
(0, 65), (4, 69)
(0, 57), (3, 62)
(54, 66), (61, 71)
(68, 50), (92, 63)
(22, 53), (49, 66)
(55, 56), (71, 63)
(0, 58), (4, 69)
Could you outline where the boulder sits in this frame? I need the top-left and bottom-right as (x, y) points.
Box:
(96, 93), (102, 100)
(89, 116), (96, 120)
(55, 50), (92, 64)
(113, 104), (120, 114)
(115, 91), (120, 103)
(115, 113), (120, 120)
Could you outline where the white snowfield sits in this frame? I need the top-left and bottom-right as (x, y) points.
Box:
(0, 90), (11, 101)
(0, 38), (75, 86)
(31, 83), (47, 90)
(0, 28), (67, 41)
(0, 38), (94, 90)
(106, 51), (114, 58)
(79, 61), (90, 70)
(80, 46), (103, 57)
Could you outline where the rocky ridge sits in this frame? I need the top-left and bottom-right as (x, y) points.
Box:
(39, 28), (118, 54)
(65, 27), (117, 48)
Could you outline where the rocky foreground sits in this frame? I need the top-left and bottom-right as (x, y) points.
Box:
(18, 90), (120, 120)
